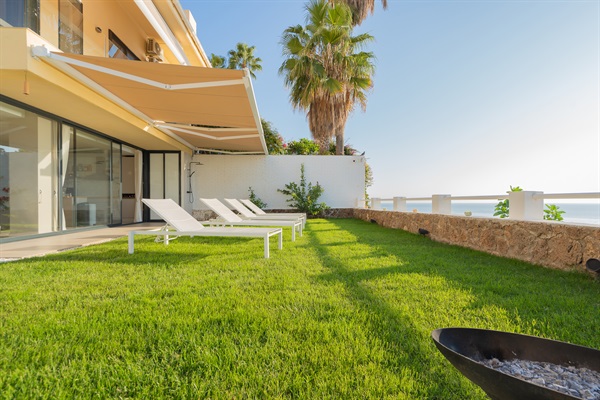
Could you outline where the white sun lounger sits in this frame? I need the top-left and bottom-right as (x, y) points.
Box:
(200, 198), (303, 241)
(239, 198), (306, 226)
(128, 198), (282, 258)
(224, 198), (306, 229)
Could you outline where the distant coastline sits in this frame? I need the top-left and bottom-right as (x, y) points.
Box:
(379, 201), (600, 227)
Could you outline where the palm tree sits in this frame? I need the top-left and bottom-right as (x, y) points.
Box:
(209, 53), (226, 68)
(227, 42), (263, 79)
(329, 0), (388, 26)
(280, 0), (375, 154)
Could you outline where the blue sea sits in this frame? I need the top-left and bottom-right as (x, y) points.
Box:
(379, 201), (600, 227)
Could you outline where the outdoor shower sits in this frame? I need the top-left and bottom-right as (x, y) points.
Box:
(187, 161), (203, 203)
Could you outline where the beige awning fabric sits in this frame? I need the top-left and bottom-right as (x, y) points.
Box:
(33, 47), (266, 154)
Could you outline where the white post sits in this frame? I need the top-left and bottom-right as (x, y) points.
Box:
(432, 194), (452, 215)
(356, 198), (366, 208)
(371, 198), (382, 210)
(393, 197), (407, 212)
(509, 191), (544, 220)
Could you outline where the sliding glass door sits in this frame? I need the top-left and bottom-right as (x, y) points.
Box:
(0, 98), (183, 240)
(0, 101), (58, 238)
(148, 152), (180, 220)
(62, 126), (113, 228)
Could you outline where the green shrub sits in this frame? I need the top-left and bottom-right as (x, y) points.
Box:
(285, 138), (319, 155)
(278, 164), (328, 215)
(262, 119), (285, 155)
(543, 204), (565, 221)
(248, 187), (268, 209)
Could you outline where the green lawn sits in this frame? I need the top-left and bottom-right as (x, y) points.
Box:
(1, 219), (598, 399)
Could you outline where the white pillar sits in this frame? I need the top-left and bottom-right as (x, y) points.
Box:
(432, 194), (451, 215)
(393, 197), (407, 212)
(371, 198), (382, 210)
(38, 117), (55, 233)
(509, 191), (544, 220)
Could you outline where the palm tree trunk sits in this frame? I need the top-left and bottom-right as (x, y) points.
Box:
(335, 132), (344, 155)
(317, 136), (330, 155)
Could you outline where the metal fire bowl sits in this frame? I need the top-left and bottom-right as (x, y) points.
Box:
(431, 327), (600, 400)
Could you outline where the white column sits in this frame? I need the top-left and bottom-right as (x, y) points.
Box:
(371, 198), (382, 210)
(393, 197), (407, 212)
(432, 194), (451, 215)
(509, 191), (544, 220)
(38, 118), (55, 233)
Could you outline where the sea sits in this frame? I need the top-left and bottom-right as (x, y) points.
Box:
(379, 201), (600, 227)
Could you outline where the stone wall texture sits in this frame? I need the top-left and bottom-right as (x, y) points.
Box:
(353, 209), (600, 273)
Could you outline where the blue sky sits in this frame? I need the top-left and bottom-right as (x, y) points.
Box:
(180, 0), (599, 198)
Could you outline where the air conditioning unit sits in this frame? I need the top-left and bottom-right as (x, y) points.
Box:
(145, 38), (163, 62)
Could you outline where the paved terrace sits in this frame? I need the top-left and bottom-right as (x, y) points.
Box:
(0, 223), (164, 261)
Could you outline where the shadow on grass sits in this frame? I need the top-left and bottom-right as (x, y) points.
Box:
(307, 218), (600, 399)
(306, 220), (480, 399)
(322, 220), (599, 341)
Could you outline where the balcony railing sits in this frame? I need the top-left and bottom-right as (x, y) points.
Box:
(357, 192), (600, 221)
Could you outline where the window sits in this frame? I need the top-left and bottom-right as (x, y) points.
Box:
(0, 0), (40, 33)
(108, 30), (139, 60)
(59, 0), (83, 54)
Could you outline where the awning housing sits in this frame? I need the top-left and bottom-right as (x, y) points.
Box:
(32, 46), (267, 154)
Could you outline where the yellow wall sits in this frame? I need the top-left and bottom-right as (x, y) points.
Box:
(83, 1), (149, 59)
(40, 0), (59, 48)
(33, 0), (200, 64)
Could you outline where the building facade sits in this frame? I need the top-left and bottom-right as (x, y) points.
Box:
(0, 0), (267, 241)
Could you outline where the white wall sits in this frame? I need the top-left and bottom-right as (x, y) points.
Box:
(187, 155), (366, 210)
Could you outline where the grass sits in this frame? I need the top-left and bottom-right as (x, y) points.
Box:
(0, 218), (598, 399)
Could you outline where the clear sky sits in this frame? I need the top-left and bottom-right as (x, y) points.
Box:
(180, 0), (599, 198)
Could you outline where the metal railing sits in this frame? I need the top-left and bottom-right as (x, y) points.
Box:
(356, 192), (600, 221)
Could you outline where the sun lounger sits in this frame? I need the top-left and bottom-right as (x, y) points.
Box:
(239, 198), (306, 226)
(200, 198), (303, 241)
(128, 198), (282, 258)
(224, 198), (305, 228)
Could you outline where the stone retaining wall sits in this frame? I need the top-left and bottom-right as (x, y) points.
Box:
(353, 209), (600, 272)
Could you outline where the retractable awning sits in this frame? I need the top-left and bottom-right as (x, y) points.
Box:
(31, 46), (267, 154)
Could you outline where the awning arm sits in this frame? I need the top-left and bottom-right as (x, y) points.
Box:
(157, 123), (260, 141)
(242, 68), (268, 154)
(32, 46), (244, 90)
(194, 147), (266, 155)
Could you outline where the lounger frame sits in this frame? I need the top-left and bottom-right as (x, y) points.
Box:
(128, 199), (283, 258)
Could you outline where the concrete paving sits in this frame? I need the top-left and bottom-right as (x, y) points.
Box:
(0, 223), (164, 261)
